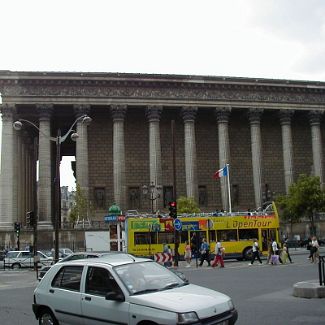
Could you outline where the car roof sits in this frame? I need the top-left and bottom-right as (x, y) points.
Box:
(59, 253), (150, 267)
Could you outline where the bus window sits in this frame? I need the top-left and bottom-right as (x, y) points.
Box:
(217, 230), (237, 241)
(238, 229), (258, 240)
(208, 230), (216, 242)
(135, 232), (157, 245)
(158, 232), (174, 244)
(135, 233), (149, 245)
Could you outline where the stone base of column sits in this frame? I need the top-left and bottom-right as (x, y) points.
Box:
(37, 221), (54, 230)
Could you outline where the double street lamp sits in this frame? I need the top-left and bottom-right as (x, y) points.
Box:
(142, 182), (162, 214)
(13, 114), (92, 262)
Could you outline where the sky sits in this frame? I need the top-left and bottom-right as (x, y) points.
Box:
(1, 0), (325, 189)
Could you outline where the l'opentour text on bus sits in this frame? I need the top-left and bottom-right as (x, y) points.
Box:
(125, 203), (280, 260)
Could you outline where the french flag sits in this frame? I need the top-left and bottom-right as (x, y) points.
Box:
(213, 165), (228, 179)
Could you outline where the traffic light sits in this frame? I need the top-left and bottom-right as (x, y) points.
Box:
(14, 222), (21, 236)
(26, 211), (35, 227)
(168, 201), (177, 219)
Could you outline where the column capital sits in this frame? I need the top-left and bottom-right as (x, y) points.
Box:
(73, 104), (91, 118)
(181, 106), (198, 122)
(111, 104), (127, 121)
(0, 103), (16, 121)
(248, 108), (263, 124)
(36, 104), (53, 120)
(308, 110), (323, 126)
(215, 107), (231, 123)
(146, 105), (163, 122)
(279, 109), (294, 125)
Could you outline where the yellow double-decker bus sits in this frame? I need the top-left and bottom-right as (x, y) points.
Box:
(126, 203), (280, 260)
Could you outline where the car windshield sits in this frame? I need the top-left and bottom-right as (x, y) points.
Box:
(114, 261), (186, 295)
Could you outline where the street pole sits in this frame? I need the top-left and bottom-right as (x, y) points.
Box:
(54, 130), (61, 263)
(151, 191), (154, 214)
(33, 137), (39, 278)
(171, 120), (179, 267)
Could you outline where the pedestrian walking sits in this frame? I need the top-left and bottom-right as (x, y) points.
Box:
(184, 240), (192, 267)
(266, 239), (273, 264)
(249, 238), (262, 265)
(271, 239), (283, 264)
(281, 243), (289, 264)
(283, 241), (293, 263)
(199, 238), (211, 267)
(310, 236), (320, 263)
(190, 233), (198, 259)
(163, 243), (172, 267)
(211, 240), (225, 268)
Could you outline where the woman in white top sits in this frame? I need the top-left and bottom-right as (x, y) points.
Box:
(310, 236), (319, 263)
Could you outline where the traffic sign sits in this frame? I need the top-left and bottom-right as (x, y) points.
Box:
(154, 252), (173, 263)
(174, 218), (182, 231)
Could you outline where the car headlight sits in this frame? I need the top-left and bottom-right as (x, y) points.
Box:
(177, 311), (199, 324)
(228, 299), (234, 310)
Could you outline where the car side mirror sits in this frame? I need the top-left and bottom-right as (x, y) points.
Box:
(105, 291), (125, 302)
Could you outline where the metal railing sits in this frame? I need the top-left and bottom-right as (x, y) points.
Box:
(319, 256), (325, 286)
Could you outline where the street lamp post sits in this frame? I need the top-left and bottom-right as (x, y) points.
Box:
(142, 182), (162, 214)
(13, 114), (92, 262)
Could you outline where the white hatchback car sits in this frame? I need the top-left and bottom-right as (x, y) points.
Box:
(33, 254), (237, 325)
(4, 250), (53, 269)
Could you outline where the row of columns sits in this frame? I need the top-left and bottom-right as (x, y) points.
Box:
(0, 104), (324, 228)
(110, 105), (324, 212)
(0, 103), (92, 228)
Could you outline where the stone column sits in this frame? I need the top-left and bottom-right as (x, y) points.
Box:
(111, 105), (127, 210)
(279, 110), (294, 193)
(0, 104), (17, 228)
(308, 110), (324, 185)
(181, 106), (199, 201)
(25, 138), (32, 214)
(146, 105), (163, 212)
(17, 134), (24, 223)
(74, 104), (91, 198)
(248, 108), (264, 209)
(215, 107), (231, 211)
(37, 104), (53, 227)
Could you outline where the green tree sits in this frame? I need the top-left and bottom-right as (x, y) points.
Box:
(275, 174), (325, 235)
(69, 184), (94, 224)
(177, 196), (200, 214)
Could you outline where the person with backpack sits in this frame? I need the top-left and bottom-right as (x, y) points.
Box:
(199, 238), (211, 267)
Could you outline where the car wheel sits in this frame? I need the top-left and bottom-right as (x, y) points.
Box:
(12, 263), (21, 269)
(39, 308), (58, 325)
(243, 247), (252, 261)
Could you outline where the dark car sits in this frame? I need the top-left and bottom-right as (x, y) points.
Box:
(299, 238), (311, 248)
(284, 239), (300, 248)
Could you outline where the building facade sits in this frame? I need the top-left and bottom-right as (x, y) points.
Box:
(0, 71), (325, 232)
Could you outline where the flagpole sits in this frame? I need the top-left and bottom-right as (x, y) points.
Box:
(226, 164), (232, 213)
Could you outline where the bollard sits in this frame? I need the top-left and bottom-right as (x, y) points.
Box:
(319, 256), (325, 286)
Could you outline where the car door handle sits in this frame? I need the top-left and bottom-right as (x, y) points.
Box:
(49, 289), (54, 294)
(85, 296), (91, 301)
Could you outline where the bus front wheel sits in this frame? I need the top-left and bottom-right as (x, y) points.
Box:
(243, 247), (252, 261)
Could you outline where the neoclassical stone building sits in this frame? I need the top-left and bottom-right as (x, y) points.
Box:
(0, 71), (325, 230)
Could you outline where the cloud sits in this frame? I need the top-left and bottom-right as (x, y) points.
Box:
(247, 0), (325, 43)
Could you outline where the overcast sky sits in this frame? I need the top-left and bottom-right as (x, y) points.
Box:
(1, 0), (325, 189)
